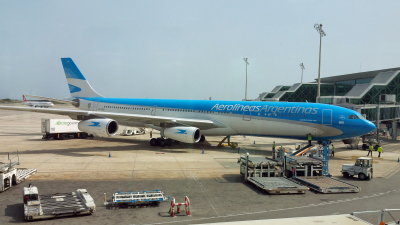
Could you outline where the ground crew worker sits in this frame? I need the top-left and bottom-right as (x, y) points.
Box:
(377, 145), (382, 158)
(150, 130), (153, 138)
(307, 134), (312, 145)
(273, 141), (276, 151)
(330, 144), (335, 157)
(367, 144), (373, 157)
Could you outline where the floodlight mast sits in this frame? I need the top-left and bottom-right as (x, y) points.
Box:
(243, 58), (249, 100)
(299, 63), (305, 83)
(314, 23), (326, 101)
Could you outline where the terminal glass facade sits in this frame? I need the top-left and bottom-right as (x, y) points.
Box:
(264, 86), (291, 99)
(356, 73), (400, 104)
(279, 84), (334, 103)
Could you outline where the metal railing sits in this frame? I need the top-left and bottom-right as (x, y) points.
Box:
(352, 209), (400, 225)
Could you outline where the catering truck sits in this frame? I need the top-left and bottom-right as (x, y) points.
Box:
(41, 119), (91, 140)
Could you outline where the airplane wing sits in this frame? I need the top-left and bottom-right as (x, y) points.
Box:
(0, 106), (224, 129)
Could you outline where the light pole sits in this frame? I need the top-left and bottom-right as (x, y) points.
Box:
(243, 58), (249, 100)
(299, 63), (305, 83)
(314, 23), (326, 101)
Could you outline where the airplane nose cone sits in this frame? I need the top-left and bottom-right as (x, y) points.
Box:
(366, 121), (376, 132)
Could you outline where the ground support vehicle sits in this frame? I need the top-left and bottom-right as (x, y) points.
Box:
(341, 157), (373, 180)
(239, 154), (308, 194)
(23, 185), (96, 221)
(0, 150), (36, 192)
(41, 118), (91, 140)
(103, 190), (168, 209)
(291, 176), (360, 193)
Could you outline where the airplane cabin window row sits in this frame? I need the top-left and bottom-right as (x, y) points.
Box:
(101, 106), (308, 118)
(104, 106), (149, 110)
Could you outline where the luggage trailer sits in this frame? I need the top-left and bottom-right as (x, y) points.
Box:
(104, 190), (168, 209)
(23, 185), (96, 221)
(285, 156), (360, 194)
(291, 176), (360, 194)
(0, 150), (36, 192)
(239, 155), (309, 194)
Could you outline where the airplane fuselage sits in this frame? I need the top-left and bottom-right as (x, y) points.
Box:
(76, 98), (375, 141)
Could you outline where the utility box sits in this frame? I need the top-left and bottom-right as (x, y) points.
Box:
(380, 94), (396, 103)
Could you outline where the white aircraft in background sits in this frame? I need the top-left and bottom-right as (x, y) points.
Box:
(22, 95), (54, 108)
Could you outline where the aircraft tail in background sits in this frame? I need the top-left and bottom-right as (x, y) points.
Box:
(61, 58), (103, 98)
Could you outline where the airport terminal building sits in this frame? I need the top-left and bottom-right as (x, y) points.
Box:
(255, 67), (400, 137)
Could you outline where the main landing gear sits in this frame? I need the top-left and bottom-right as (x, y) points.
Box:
(150, 138), (173, 147)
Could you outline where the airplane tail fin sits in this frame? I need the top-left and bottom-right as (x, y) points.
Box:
(22, 95), (27, 102)
(61, 58), (103, 98)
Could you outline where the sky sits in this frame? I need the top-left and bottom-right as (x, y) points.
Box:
(1, 1), (400, 101)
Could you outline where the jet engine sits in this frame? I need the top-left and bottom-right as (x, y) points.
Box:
(163, 126), (201, 143)
(78, 119), (118, 137)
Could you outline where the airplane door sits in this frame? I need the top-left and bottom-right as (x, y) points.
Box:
(243, 110), (251, 121)
(151, 105), (156, 116)
(322, 109), (332, 125)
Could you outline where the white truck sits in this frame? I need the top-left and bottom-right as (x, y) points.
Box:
(41, 118), (91, 140)
(0, 150), (36, 192)
(341, 157), (373, 180)
(23, 184), (96, 221)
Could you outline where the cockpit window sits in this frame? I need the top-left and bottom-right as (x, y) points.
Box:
(358, 114), (365, 120)
(354, 115), (359, 119)
(348, 115), (353, 119)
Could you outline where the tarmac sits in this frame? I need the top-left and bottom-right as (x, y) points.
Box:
(1, 104), (400, 224)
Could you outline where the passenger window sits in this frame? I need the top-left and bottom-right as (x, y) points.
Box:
(354, 115), (359, 119)
(348, 115), (353, 119)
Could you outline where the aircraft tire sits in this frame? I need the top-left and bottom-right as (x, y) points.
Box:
(150, 138), (157, 146)
(159, 139), (166, 147)
(166, 139), (173, 146)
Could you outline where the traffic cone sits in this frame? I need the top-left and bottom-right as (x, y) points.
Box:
(108, 152), (111, 158)
(202, 149), (204, 154)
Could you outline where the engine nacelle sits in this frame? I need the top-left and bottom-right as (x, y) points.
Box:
(78, 119), (118, 137)
(163, 127), (201, 143)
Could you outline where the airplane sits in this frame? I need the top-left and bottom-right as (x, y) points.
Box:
(22, 95), (54, 108)
(0, 58), (376, 147)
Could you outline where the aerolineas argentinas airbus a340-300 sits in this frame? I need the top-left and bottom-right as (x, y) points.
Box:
(0, 58), (376, 146)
